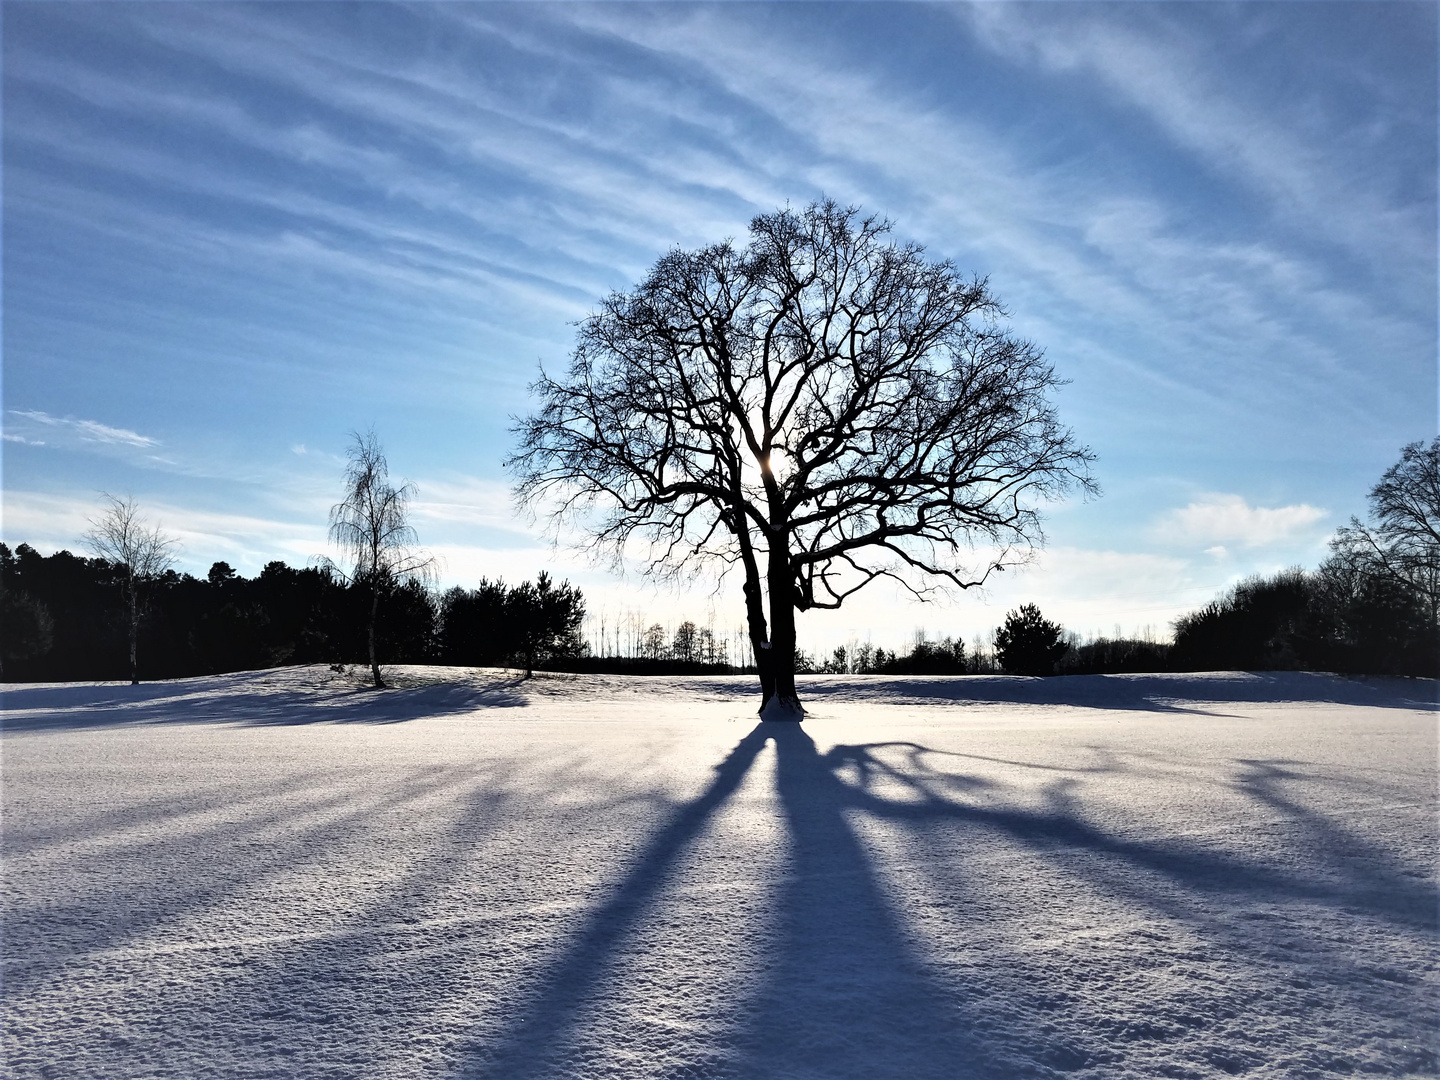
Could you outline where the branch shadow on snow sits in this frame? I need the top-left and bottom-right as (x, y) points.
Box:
(461, 721), (1434, 1079)
(2, 761), (491, 996)
(463, 724), (775, 1079)
(823, 741), (1437, 936)
(830, 738), (1439, 1074)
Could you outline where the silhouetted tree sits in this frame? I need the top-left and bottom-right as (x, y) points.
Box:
(83, 494), (177, 684)
(995, 603), (1068, 676)
(508, 572), (586, 677)
(1328, 437), (1439, 631)
(1171, 569), (1315, 672)
(696, 625), (725, 666)
(876, 635), (969, 675)
(437, 579), (511, 666)
(0, 578), (53, 677)
(641, 622), (668, 662)
(672, 620), (700, 663)
(1310, 557), (1433, 675)
(1, 544), (124, 680)
(1058, 635), (1171, 675)
(511, 200), (1094, 717)
(326, 431), (434, 688)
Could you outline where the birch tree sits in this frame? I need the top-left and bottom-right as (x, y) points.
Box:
(328, 431), (434, 688)
(84, 494), (177, 685)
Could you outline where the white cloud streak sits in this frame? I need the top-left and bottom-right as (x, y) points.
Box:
(962, 3), (1433, 298)
(1152, 495), (1328, 550)
(8, 410), (158, 448)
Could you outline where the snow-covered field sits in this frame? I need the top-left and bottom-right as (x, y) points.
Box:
(3, 667), (1436, 1080)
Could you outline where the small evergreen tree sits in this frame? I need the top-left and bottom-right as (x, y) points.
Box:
(508, 572), (586, 677)
(994, 603), (1068, 676)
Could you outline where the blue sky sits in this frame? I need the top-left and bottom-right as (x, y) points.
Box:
(3, 2), (1435, 653)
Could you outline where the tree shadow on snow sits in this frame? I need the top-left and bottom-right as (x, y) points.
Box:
(823, 740), (1436, 936)
(722, 722), (1005, 1079)
(462, 721), (1435, 1079)
(0, 669), (528, 731)
(2, 761), (491, 995)
(798, 670), (1437, 715)
(465, 723), (1012, 1080)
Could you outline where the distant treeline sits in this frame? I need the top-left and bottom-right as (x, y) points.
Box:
(802, 563), (1436, 679)
(0, 545), (591, 682)
(3, 533), (1434, 683)
(1167, 563), (1435, 678)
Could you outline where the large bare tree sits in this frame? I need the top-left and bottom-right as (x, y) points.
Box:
(84, 494), (177, 685)
(510, 201), (1095, 716)
(1328, 437), (1440, 629)
(327, 431), (435, 689)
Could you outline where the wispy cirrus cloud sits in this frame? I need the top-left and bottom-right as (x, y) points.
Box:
(961, 3), (1434, 294)
(1, 3), (1428, 646)
(8, 409), (158, 449)
(547, 5), (1428, 436)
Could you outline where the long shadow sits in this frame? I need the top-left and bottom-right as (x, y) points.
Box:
(797, 670), (1438, 714)
(2, 763), (487, 994)
(0, 672), (528, 731)
(465, 725), (773, 1079)
(1, 767), (338, 858)
(824, 741), (1437, 935)
(23, 715), (1425, 1077)
(824, 741), (1439, 1076)
(728, 723), (1006, 1079)
(464, 725), (1022, 1079)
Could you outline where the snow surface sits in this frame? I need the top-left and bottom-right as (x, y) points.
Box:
(3, 666), (1436, 1079)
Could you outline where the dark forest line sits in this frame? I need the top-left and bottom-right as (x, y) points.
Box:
(0, 547), (589, 683)
(2, 540), (1434, 683)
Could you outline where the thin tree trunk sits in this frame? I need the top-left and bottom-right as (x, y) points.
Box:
(733, 513), (774, 707)
(128, 572), (140, 685)
(369, 585), (385, 689)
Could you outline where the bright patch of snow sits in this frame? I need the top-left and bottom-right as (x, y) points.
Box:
(3, 667), (1436, 1078)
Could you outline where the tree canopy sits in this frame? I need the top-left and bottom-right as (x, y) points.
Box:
(1328, 437), (1439, 630)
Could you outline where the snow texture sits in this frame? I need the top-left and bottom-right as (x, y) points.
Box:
(3, 667), (1436, 1079)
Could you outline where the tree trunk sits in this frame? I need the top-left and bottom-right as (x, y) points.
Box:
(368, 585), (385, 689)
(762, 537), (803, 719)
(733, 516), (774, 707)
(128, 576), (140, 685)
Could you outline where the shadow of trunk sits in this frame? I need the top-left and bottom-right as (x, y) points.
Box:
(728, 722), (1000, 1079)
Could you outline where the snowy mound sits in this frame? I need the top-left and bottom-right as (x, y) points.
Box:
(3, 667), (1436, 1078)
